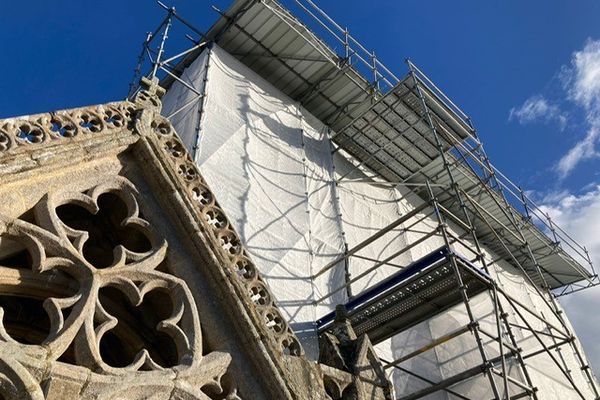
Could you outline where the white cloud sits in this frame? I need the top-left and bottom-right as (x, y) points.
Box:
(508, 95), (567, 129)
(509, 39), (600, 178)
(556, 39), (600, 177)
(509, 38), (600, 379)
(556, 126), (600, 178)
(540, 186), (600, 374)
(565, 39), (600, 112)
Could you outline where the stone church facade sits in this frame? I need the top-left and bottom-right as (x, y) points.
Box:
(0, 78), (387, 399)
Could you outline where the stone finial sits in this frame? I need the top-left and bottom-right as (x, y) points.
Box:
(318, 308), (392, 400)
(140, 76), (166, 99)
(331, 305), (357, 342)
(133, 76), (166, 111)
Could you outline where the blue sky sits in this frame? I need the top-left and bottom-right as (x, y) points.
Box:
(2, 0), (600, 377)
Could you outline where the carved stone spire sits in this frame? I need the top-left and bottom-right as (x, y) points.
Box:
(319, 306), (393, 400)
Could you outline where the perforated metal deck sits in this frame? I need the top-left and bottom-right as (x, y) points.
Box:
(316, 247), (491, 344)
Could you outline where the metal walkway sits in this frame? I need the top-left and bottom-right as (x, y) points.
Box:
(316, 247), (491, 344)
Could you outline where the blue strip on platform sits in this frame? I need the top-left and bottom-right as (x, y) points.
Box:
(453, 251), (492, 281)
(316, 246), (453, 329)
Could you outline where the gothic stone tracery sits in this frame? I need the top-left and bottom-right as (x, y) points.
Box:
(0, 77), (387, 400)
(0, 176), (236, 399)
(0, 77), (309, 399)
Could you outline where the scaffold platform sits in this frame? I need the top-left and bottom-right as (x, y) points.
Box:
(332, 71), (596, 292)
(316, 246), (491, 344)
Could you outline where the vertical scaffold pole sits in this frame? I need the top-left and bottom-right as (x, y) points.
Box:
(492, 284), (510, 398)
(192, 42), (213, 161)
(467, 118), (599, 399)
(151, 7), (174, 80)
(425, 181), (502, 400)
(444, 120), (546, 399)
(410, 60), (502, 396)
(327, 127), (352, 302)
(411, 59), (540, 398)
(128, 32), (154, 99)
(518, 186), (531, 222)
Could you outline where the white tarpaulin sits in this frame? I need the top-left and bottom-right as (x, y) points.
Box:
(161, 49), (209, 154)
(162, 44), (597, 399)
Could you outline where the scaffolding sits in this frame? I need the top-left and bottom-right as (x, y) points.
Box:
(128, 1), (600, 398)
(313, 185), (595, 399)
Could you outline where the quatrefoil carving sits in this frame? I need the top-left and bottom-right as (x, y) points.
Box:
(56, 192), (153, 268)
(0, 177), (229, 381)
(96, 285), (178, 369)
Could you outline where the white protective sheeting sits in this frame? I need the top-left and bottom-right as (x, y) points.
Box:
(491, 259), (595, 399)
(163, 45), (348, 359)
(333, 154), (413, 295)
(161, 50), (209, 154)
(162, 44), (597, 399)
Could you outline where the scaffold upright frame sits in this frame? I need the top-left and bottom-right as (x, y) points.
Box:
(128, 1), (600, 399)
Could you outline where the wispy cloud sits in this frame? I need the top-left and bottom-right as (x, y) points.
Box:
(509, 38), (600, 178)
(556, 39), (600, 177)
(521, 40), (600, 374)
(539, 185), (600, 374)
(564, 39), (600, 112)
(508, 95), (567, 129)
(556, 126), (600, 178)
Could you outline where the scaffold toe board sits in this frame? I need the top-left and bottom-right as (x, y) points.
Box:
(316, 247), (491, 344)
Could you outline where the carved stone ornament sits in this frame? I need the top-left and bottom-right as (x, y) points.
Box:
(0, 175), (243, 398)
(0, 76), (392, 399)
(132, 78), (303, 358)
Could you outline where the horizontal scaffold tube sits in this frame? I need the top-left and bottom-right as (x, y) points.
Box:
(312, 201), (429, 279)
